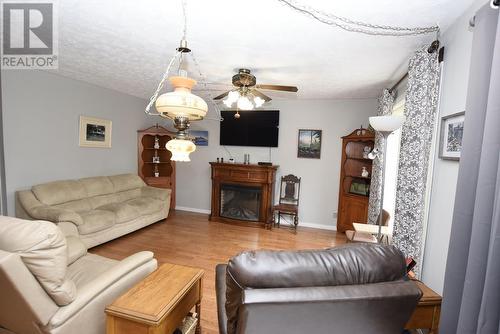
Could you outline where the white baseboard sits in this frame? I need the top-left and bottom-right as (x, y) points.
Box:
(298, 221), (337, 231)
(175, 206), (211, 214)
(174, 206), (337, 231)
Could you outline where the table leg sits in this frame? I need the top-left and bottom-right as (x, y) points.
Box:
(195, 301), (202, 334)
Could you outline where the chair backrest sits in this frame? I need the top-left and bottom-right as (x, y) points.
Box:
(0, 250), (59, 334)
(223, 243), (421, 334)
(0, 216), (80, 333)
(278, 174), (301, 206)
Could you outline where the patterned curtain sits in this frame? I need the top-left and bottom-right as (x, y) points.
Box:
(392, 47), (441, 276)
(367, 89), (394, 225)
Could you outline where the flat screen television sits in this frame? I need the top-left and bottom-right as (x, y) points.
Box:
(220, 110), (279, 147)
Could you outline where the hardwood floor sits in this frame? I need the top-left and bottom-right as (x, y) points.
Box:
(91, 210), (346, 334)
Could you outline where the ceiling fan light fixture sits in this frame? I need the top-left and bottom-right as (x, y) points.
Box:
(254, 96), (265, 108)
(237, 95), (253, 110)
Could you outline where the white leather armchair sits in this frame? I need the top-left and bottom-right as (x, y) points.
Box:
(0, 216), (157, 334)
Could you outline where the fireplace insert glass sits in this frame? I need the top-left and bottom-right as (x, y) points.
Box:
(220, 184), (262, 221)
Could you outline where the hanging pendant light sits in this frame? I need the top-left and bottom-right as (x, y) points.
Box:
(155, 75), (207, 121)
(165, 115), (197, 162)
(144, 1), (215, 163)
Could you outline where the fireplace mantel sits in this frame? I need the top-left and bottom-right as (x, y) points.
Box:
(209, 162), (278, 228)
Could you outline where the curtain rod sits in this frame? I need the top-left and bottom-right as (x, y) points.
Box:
(389, 44), (444, 93)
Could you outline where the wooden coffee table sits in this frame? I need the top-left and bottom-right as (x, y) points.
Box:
(106, 263), (204, 334)
(405, 280), (442, 333)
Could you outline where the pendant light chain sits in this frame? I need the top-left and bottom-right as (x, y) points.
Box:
(145, 51), (182, 115)
(277, 0), (439, 36)
(190, 51), (224, 121)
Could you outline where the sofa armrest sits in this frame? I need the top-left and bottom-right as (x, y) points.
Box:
(48, 251), (157, 328)
(30, 206), (83, 226)
(215, 264), (228, 334)
(16, 190), (83, 226)
(141, 186), (171, 201)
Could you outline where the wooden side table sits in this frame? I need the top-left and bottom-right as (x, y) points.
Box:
(106, 263), (204, 334)
(405, 280), (442, 334)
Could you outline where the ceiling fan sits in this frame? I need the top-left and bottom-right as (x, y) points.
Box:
(213, 68), (298, 111)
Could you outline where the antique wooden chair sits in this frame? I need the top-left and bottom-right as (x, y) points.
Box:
(272, 174), (301, 230)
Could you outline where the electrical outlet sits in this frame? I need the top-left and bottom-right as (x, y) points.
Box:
(332, 212), (337, 219)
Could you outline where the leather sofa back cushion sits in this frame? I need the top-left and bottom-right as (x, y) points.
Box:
(109, 174), (145, 193)
(33, 180), (87, 206)
(80, 176), (114, 197)
(0, 217), (76, 305)
(227, 244), (406, 289)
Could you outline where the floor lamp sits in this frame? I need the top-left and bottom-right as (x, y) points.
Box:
(368, 115), (406, 242)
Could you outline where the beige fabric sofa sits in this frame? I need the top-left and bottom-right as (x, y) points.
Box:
(15, 174), (170, 248)
(0, 216), (157, 334)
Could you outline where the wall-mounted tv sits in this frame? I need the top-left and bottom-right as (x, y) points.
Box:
(220, 110), (279, 147)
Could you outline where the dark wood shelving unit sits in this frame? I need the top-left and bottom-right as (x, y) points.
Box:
(336, 128), (375, 233)
(138, 125), (177, 209)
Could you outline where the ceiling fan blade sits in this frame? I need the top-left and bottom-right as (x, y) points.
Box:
(251, 89), (272, 102)
(213, 91), (230, 100)
(256, 84), (298, 92)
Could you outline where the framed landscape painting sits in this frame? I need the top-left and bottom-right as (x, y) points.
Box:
(79, 116), (112, 148)
(439, 111), (465, 161)
(297, 129), (322, 159)
(189, 130), (209, 146)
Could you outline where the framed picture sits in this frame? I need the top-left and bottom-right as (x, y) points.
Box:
(189, 130), (209, 146)
(349, 180), (370, 196)
(439, 111), (465, 161)
(297, 129), (322, 159)
(79, 116), (112, 148)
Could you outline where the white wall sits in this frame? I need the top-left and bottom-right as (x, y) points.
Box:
(421, 0), (488, 294)
(177, 99), (377, 229)
(1, 70), (155, 215)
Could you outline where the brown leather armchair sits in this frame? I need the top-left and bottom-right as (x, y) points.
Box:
(216, 243), (421, 334)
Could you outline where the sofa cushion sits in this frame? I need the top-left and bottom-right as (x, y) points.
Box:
(32, 180), (87, 206)
(77, 210), (115, 235)
(109, 174), (145, 193)
(67, 253), (117, 289)
(126, 197), (163, 216)
(79, 176), (114, 197)
(53, 198), (92, 213)
(0, 217), (76, 306)
(98, 202), (141, 224)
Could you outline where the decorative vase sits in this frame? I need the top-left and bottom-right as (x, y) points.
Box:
(361, 166), (369, 178)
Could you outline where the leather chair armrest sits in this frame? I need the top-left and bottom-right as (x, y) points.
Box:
(48, 251), (157, 328)
(30, 206), (83, 226)
(141, 186), (171, 201)
(215, 264), (228, 334)
(66, 236), (87, 265)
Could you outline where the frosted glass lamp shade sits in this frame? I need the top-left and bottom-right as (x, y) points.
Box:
(369, 115), (406, 132)
(165, 138), (196, 162)
(155, 76), (208, 121)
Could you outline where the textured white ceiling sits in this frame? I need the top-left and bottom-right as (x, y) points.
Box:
(51, 0), (474, 101)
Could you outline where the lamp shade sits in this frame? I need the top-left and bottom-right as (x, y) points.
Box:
(165, 138), (196, 162)
(155, 76), (208, 121)
(369, 115), (406, 132)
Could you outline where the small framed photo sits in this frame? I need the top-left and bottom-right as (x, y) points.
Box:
(189, 130), (209, 146)
(79, 116), (112, 148)
(349, 180), (370, 196)
(297, 129), (322, 159)
(439, 111), (465, 161)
